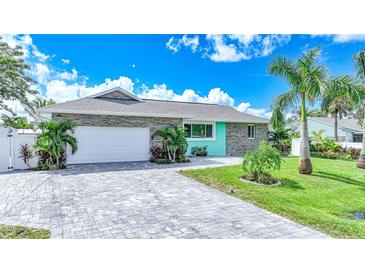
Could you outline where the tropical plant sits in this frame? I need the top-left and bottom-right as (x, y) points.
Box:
(310, 130), (341, 153)
(268, 127), (292, 154)
(269, 46), (328, 174)
(353, 50), (365, 169)
(25, 98), (56, 125)
(1, 114), (32, 129)
(320, 75), (362, 141)
(191, 146), (208, 156)
(18, 144), (34, 168)
(241, 141), (282, 185)
(151, 126), (188, 162)
(0, 36), (38, 114)
(35, 120), (78, 169)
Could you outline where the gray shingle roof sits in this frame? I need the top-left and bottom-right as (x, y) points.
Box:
(40, 97), (269, 123)
(308, 117), (362, 132)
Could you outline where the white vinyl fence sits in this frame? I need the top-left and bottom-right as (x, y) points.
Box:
(0, 127), (38, 172)
(291, 138), (363, 156)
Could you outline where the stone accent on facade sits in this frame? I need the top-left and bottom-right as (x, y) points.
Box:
(52, 113), (183, 141)
(226, 123), (268, 156)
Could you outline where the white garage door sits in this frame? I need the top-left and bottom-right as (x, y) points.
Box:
(67, 126), (150, 164)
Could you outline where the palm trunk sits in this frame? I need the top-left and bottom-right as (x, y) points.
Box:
(356, 112), (365, 169)
(298, 94), (312, 174)
(334, 110), (338, 142)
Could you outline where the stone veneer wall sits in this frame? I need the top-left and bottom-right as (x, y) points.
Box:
(52, 113), (183, 140)
(226, 123), (268, 156)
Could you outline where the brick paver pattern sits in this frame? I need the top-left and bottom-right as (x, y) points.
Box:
(0, 157), (330, 239)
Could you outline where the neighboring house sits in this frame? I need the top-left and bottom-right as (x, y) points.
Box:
(39, 87), (268, 164)
(287, 116), (363, 143)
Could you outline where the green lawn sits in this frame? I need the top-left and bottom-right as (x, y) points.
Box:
(181, 157), (365, 238)
(0, 226), (50, 239)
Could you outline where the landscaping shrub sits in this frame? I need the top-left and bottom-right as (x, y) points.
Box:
(241, 141), (282, 185)
(191, 146), (208, 156)
(268, 127), (297, 155)
(18, 144), (34, 169)
(150, 126), (188, 163)
(310, 130), (361, 161)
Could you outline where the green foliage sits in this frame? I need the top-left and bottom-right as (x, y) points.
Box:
(0, 225), (50, 239)
(151, 126), (188, 163)
(191, 146), (208, 156)
(242, 141), (282, 184)
(0, 36), (38, 113)
(1, 114), (32, 129)
(268, 127), (294, 154)
(25, 98), (56, 124)
(35, 120), (78, 169)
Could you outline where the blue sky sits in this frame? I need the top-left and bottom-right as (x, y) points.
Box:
(3, 34), (365, 118)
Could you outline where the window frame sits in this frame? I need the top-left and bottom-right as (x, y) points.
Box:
(183, 121), (215, 141)
(247, 124), (256, 139)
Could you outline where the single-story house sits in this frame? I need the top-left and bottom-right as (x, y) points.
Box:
(39, 87), (269, 164)
(287, 116), (363, 143)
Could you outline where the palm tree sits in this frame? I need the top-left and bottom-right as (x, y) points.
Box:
(353, 50), (365, 169)
(152, 126), (187, 162)
(268, 127), (292, 154)
(35, 120), (78, 168)
(321, 75), (361, 141)
(25, 98), (56, 125)
(1, 114), (32, 129)
(269, 46), (327, 174)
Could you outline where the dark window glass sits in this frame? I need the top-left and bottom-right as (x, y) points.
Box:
(184, 124), (192, 138)
(206, 124), (213, 138)
(248, 125), (255, 138)
(192, 124), (206, 138)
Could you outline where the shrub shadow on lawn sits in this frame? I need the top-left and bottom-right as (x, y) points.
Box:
(280, 178), (305, 190)
(311, 171), (365, 189)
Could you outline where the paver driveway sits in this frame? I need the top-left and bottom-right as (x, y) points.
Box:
(0, 157), (329, 239)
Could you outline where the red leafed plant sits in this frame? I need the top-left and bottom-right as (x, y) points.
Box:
(18, 144), (34, 169)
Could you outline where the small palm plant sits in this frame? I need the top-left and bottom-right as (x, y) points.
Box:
(35, 120), (78, 169)
(152, 126), (187, 162)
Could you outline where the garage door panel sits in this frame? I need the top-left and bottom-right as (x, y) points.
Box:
(67, 126), (150, 164)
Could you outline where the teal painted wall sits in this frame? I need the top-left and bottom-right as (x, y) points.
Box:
(187, 122), (226, 156)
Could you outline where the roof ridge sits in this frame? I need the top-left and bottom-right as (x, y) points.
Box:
(142, 98), (218, 105)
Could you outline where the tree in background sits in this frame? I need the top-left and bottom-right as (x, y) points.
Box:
(0, 36), (38, 114)
(25, 98), (56, 125)
(1, 114), (32, 129)
(269, 46), (327, 174)
(321, 75), (362, 141)
(353, 50), (365, 169)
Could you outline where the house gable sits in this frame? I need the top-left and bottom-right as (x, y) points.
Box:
(90, 87), (141, 101)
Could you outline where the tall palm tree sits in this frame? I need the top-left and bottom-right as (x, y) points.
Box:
(353, 50), (365, 169)
(269, 46), (327, 174)
(35, 120), (78, 168)
(321, 75), (361, 141)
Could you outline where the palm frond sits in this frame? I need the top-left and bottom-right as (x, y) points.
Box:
(268, 56), (301, 87)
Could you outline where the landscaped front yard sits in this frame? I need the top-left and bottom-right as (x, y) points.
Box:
(181, 157), (365, 238)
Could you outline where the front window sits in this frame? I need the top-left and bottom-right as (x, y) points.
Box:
(353, 134), (363, 143)
(184, 123), (214, 139)
(248, 124), (256, 139)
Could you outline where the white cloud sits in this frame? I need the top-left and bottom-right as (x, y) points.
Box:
(32, 48), (49, 62)
(131, 64), (136, 68)
(79, 76), (134, 98)
(166, 35), (200, 53)
(236, 101), (271, 118)
(33, 63), (51, 84)
(61, 58), (71, 64)
(332, 34), (365, 43)
(46, 80), (81, 102)
(58, 68), (78, 81)
(167, 34), (291, 62)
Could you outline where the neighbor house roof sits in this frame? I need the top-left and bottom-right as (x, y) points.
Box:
(308, 117), (362, 133)
(288, 116), (362, 133)
(40, 87), (268, 124)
